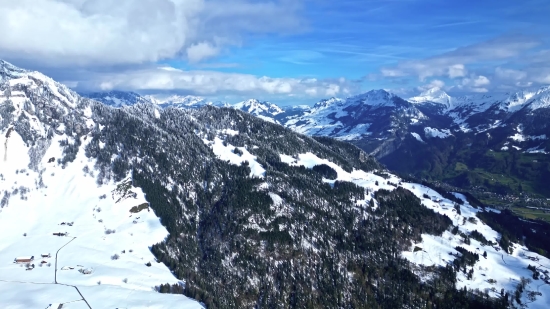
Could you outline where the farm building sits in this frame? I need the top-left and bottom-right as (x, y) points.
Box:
(41, 253), (51, 258)
(14, 256), (34, 263)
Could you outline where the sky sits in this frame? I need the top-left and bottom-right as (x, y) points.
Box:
(0, 0), (549, 105)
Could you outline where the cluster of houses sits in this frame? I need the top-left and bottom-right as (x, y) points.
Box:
(14, 253), (51, 270)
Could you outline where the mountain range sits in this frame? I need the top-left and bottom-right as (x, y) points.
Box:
(3, 59), (550, 308)
(84, 84), (550, 200)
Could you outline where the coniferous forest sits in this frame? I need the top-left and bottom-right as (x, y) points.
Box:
(69, 103), (507, 309)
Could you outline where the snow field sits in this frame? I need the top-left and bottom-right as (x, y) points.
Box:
(0, 130), (202, 308)
(202, 136), (266, 178)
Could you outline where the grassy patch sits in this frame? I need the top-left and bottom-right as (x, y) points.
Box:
(130, 203), (149, 213)
(511, 207), (550, 223)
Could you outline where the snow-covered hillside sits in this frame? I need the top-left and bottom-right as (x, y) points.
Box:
(276, 151), (550, 308)
(285, 89), (424, 141)
(0, 60), (202, 308)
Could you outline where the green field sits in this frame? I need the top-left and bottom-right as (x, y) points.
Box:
(511, 207), (550, 223)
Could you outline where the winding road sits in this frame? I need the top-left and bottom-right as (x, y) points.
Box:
(55, 236), (93, 309)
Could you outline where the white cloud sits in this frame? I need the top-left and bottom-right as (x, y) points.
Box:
(0, 0), (303, 66)
(448, 64), (467, 78)
(74, 66), (356, 99)
(325, 84), (340, 96)
(495, 67), (527, 81)
(457, 75), (490, 93)
(380, 35), (539, 81)
(186, 42), (220, 63)
(417, 79), (445, 92)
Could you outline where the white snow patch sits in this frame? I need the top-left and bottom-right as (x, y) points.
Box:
(203, 137), (265, 178)
(424, 127), (452, 139)
(411, 132), (425, 143)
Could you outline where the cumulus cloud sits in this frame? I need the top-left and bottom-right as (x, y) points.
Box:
(0, 0), (304, 66)
(186, 42), (220, 63)
(417, 79), (445, 92)
(448, 64), (467, 78)
(72, 66), (356, 99)
(457, 75), (490, 93)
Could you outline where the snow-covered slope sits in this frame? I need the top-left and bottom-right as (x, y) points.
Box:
(0, 60), (202, 308)
(278, 152), (550, 308)
(285, 89), (425, 141)
(410, 86), (550, 119)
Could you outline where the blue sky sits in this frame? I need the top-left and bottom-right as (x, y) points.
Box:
(0, 0), (549, 105)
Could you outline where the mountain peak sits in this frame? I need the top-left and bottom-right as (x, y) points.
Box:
(0, 59), (26, 73)
(234, 99), (284, 115)
(346, 89), (398, 107)
(409, 87), (452, 107)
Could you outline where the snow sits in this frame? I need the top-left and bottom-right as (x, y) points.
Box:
(510, 133), (526, 142)
(0, 129), (202, 309)
(511, 134), (547, 142)
(400, 184), (550, 308)
(203, 136), (265, 178)
(525, 147), (548, 154)
(411, 132), (425, 143)
(409, 87), (453, 108)
(284, 90), (399, 140)
(277, 151), (550, 308)
(424, 127), (452, 139)
(220, 129), (239, 136)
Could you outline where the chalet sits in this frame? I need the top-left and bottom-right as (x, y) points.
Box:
(53, 232), (67, 236)
(14, 256), (34, 263)
(41, 253), (51, 258)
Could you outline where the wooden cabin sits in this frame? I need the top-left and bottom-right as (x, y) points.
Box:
(14, 256), (34, 263)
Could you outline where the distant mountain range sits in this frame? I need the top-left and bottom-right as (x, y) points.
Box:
(83, 85), (550, 198)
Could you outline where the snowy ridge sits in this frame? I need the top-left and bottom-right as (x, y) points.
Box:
(85, 90), (153, 108)
(0, 129), (202, 308)
(0, 60), (202, 308)
(278, 152), (550, 308)
(285, 89), (403, 140)
(232, 99), (284, 124)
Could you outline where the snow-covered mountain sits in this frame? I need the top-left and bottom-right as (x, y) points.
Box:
(0, 60), (203, 308)
(2, 59), (550, 308)
(284, 89), (427, 160)
(232, 99), (285, 123)
(145, 94), (230, 108)
(84, 90), (153, 107)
